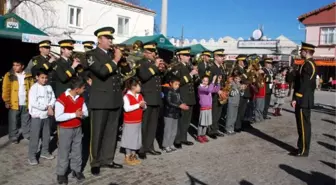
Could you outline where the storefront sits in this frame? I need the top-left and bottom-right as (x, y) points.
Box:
(0, 13), (48, 76)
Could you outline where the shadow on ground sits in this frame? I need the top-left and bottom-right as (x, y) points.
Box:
(321, 119), (336, 125)
(245, 126), (296, 153)
(320, 160), (336, 170)
(317, 141), (336, 152)
(279, 164), (336, 185)
(323, 133), (336, 140)
(186, 172), (208, 185)
(239, 179), (254, 185)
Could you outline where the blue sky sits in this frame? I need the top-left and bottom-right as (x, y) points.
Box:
(141, 0), (334, 43)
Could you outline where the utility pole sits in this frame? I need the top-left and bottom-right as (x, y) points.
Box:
(160, 0), (168, 36)
(181, 25), (184, 47)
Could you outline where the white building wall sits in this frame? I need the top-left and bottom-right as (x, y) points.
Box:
(12, 0), (155, 44)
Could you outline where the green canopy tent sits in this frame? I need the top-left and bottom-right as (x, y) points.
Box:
(0, 13), (48, 76)
(188, 44), (211, 56)
(122, 34), (176, 51)
(0, 13), (48, 40)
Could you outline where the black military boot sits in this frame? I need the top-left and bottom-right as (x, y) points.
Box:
(57, 175), (68, 185)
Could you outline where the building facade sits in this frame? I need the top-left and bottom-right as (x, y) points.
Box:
(3, 0), (155, 45)
(298, 2), (336, 58)
(170, 33), (298, 67)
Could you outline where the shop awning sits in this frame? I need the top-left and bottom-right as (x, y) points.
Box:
(122, 34), (176, 51)
(294, 59), (336, 66)
(0, 13), (48, 40)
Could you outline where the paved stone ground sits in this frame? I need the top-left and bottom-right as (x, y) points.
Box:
(0, 91), (335, 185)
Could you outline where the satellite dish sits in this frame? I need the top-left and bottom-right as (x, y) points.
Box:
(252, 29), (263, 40)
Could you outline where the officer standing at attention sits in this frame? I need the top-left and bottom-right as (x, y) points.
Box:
(172, 47), (196, 149)
(136, 42), (163, 159)
(198, 50), (212, 78)
(262, 57), (274, 120)
(82, 41), (95, 52)
(53, 39), (81, 97)
(291, 42), (316, 157)
(208, 49), (226, 139)
(85, 27), (124, 175)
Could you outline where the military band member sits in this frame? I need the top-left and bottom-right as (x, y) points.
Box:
(198, 50), (212, 78)
(27, 40), (57, 89)
(53, 39), (81, 97)
(291, 42), (317, 157)
(262, 58), (274, 119)
(116, 44), (132, 76)
(85, 27), (124, 175)
(233, 54), (251, 132)
(82, 41), (95, 52)
(136, 42), (163, 159)
(208, 49), (226, 139)
(171, 47), (196, 148)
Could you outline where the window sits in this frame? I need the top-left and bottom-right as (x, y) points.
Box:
(118, 17), (129, 35)
(68, 6), (82, 28)
(320, 27), (336, 45)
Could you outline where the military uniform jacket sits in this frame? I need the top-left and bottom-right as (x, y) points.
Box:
(293, 58), (316, 109)
(263, 67), (274, 94)
(198, 61), (211, 78)
(171, 63), (196, 106)
(29, 55), (53, 77)
(85, 48), (123, 109)
(53, 57), (77, 97)
(209, 63), (226, 103)
(136, 58), (161, 106)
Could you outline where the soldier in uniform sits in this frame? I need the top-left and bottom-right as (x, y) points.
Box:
(82, 41), (95, 52)
(208, 49), (226, 139)
(232, 54), (251, 132)
(53, 39), (82, 97)
(136, 42), (163, 159)
(197, 50), (212, 78)
(262, 57), (274, 120)
(291, 42), (317, 157)
(170, 47), (196, 148)
(84, 27), (124, 175)
(27, 40), (56, 77)
(27, 40), (57, 90)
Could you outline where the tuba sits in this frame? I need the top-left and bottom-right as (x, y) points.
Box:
(246, 54), (264, 88)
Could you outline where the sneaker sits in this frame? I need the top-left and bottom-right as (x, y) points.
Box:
(11, 139), (18, 144)
(196, 136), (205, 143)
(170, 146), (177, 151)
(28, 158), (38, 166)
(130, 154), (141, 165)
(202, 135), (209, 142)
(162, 147), (173, 153)
(124, 155), (136, 166)
(40, 154), (55, 160)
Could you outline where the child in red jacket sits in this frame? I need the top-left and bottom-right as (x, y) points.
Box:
(254, 82), (266, 123)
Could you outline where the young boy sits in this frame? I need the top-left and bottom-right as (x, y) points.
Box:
(2, 60), (34, 144)
(55, 77), (88, 184)
(225, 74), (242, 135)
(28, 70), (56, 165)
(162, 77), (189, 152)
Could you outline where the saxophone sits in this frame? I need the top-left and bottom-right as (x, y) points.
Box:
(218, 62), (233, 104)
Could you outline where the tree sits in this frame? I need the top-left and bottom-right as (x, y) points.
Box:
(154, 19), (160, 34)
(7, 0), (57, 14)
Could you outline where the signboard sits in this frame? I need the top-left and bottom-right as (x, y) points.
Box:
(5, 17), (19, 29)
(238, 40), (278, 48)
(225, 54), (282, 61)
(22, 33), (49, 43)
